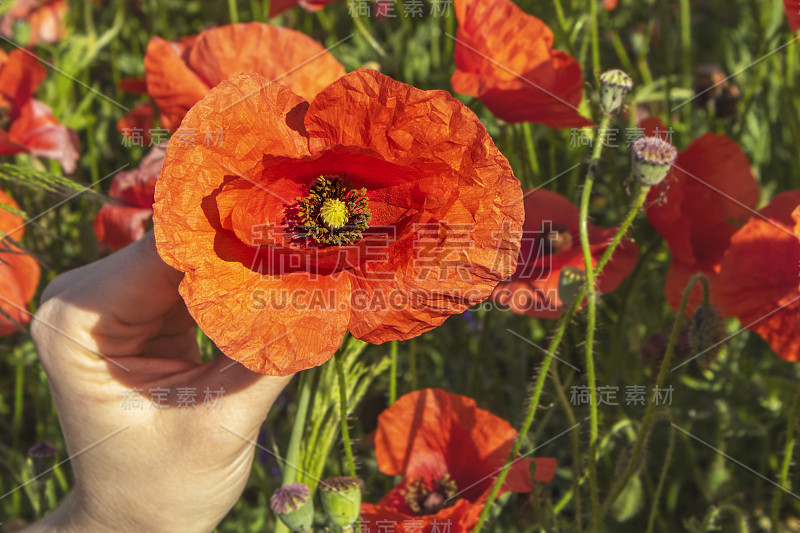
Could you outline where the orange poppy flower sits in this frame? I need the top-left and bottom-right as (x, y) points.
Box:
(360, 388), (556, 533)
(94, 146), (165, 250)
(603, 0), (619, 9)
(645, 133), (759, 311)
(143, 22), (346, 131)
(785, 0), (800, 32)
(0, 0), (67, 46)
(0, 49), (78, 173)
(451, 0), (592, 129)
(153, 69), (524, 375)
(713, 191), (800, 362)
(491, 189), (639, 319)
(0, 189), (40, 336)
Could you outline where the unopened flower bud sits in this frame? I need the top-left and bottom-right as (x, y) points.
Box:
(27, 441), (57, 482)
(631, 136), (677, 186)
(558, 265), (587, 308)
(599, 69), (633, 115)
(689, 302), (725, 363)
(320, 476), (362, 529)
(270, 482), (314, 533)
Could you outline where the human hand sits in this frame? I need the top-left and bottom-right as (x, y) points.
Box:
(25, 233), (292, 533)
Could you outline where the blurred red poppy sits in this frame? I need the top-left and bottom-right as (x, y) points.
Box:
(603, 0), (619, 9)
(713, 191), (800, 362)
(153, 69), (524, 375)
(492, 189), (639, 319)
(94, 146), (165, 250)
(143, 22), (346, 131)
(0, 0), (67, 46)
(117, 103), (154, 147)
(0, 189), (40, 336)
(0, 49), (78, 172)
(268, 0), (338, 17)
(451, 0), (592, 128)
(785, 0), (800, 32)
(645, 133), (759, 311)
(361, 388), (556, 532)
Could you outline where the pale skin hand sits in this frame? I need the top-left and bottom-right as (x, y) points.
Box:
(24, 233), (293, 533)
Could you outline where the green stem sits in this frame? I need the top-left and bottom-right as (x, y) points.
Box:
(228, 0), (239, 23)
(521, 123), (540, 187)
(335, 350), (357, 477)
(349, 1), (387, 58)
(389, 341), (398, 406)
(473, 179), (652, 533)
(770, 385), (800, 532)
(589, 0), (600, 74)
(283, 372), (312, 486)
(601, 273), (709, 517)
(579, 113), (612, 530)
(275, 372), (313, 533)
(645, 425), (675, 533)
(679, 0), (692, 133)
(548, 354), (583, 532)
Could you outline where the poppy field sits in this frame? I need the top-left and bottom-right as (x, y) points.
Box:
(2, 0), (800, 531)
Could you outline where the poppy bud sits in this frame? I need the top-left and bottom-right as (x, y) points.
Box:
(631, 136), (677, 186)
(27, 441), (57, 482)
(270, 482), (314, 533)
(558, 265), (587, 308)
(689, 302), (725, 363)
(599, 69), (633, 115)
(320, 476), (362, 530)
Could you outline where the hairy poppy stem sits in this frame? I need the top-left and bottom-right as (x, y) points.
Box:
(389, 341), (398, 406)
(474, 179), (651, 533)
(646, 425), (676, 533)
(335, 350), (358, 478)
(590, 0), (601, 74)
(578, 113), (612, 530)
(770, 385), (800, 532)
(600, 273), (709, 518)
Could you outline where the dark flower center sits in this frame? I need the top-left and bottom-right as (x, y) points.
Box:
(402, 473), (458, 515)
(295, 176), (371, 246)
(539, 224), (572, 256)
(0, 103), (12, 131)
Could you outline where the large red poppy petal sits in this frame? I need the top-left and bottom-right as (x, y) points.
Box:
(0, 49), (46, 112)
(7, 100), (79, 173)
(186, 23), (345, 103)
(306, 70), (524, 342)
(451, 0), (590, 128)
(785, 0), (800, 32)
(714, 193), (800, 361)
(93, 205), (153, 251)
(144, 36), (211, 131)
(646, 134), (758, 270)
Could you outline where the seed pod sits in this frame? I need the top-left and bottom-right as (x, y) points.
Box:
(689, 302), (725, 364)
(599, 69), (634, 115)
(320, 476), (362, 530)
(270, 482), (314, 533)
(631, 136), (677, 186)
(27, 441), (57, 482)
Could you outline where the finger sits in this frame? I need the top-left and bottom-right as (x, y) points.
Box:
(43, 232), (184, 326)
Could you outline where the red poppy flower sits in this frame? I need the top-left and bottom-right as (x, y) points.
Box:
(492, 189), (639, 319)
(143, 22), (346, 131)
(0, 189), (40, 336)
(712, 191), (800, 362)
(360, 388), (556, 533)
(268, 0), (338, 17)
(645, 133), (759, 311)
(0, 0), (67, 46)
(153, 69), (524, 375)
(785, 0), (800, 32)
(94, 146), (165, 250)
(603, 0), (619, 9)
(451, 0), (592, 129)
(117, 103), (154, 147)
(0, 49), (79, 173)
